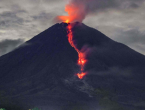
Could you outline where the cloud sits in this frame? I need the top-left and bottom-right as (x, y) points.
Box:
(114, 29), (145, 44)
(0, 11), (24, 29)
(111, 28), (145, 55)
(82, 1), (145, 55)
(0, 39), (24, 56)
(72, 0), (145, 13)
(0, 0), (66, 41)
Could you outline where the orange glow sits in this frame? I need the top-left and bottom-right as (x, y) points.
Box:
(58, 3), (85, 23)
(67, 24), (87, 79)
(65, 20), (69, 23)
(78, 52), (87, 65)
(77, 72), (87, 79)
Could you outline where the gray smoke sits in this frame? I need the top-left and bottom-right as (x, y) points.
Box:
(65, 0), (144, 22)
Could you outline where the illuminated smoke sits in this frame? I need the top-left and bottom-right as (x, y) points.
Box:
(60, 3), (86, 22)
(55, 0), (144, 23)
(56, 0), (88, 23)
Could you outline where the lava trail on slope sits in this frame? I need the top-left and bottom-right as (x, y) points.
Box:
(66, 23), (87, 79)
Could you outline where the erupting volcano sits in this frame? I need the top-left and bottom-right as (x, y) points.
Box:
(1, 0), (145, 109)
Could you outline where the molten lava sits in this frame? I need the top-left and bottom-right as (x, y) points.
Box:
(57, 1), (87, 79)
(77, 72), (87, 79)
(67, 23), (87, 79)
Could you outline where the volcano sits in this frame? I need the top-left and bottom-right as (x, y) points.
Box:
(0, 22), (145, 110)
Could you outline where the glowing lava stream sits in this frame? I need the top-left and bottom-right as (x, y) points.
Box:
(67, 23), (87, 79)
(57, 1), (87, 79)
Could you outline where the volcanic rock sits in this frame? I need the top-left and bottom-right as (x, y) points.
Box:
(0, 22), (145, 110)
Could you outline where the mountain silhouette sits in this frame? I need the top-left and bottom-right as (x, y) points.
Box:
(0, 22), (145, 110)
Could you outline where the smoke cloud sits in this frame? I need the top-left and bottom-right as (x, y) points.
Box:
(55, 1), (86, 22)
(56, 0), (144, 23)
(72, 0), (144, 11)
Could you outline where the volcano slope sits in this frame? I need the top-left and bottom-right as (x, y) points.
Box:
(0, 22), (145, 110)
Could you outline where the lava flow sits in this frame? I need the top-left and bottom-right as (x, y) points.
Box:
(57, 1), (87, 79)
(67, 23), (87, 79)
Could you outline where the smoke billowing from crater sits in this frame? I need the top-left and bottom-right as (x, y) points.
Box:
(55, 0), (144, 23)
(55, 0), (87, 23)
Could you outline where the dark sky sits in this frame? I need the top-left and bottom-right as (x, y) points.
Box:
(0, 0), (145, 56)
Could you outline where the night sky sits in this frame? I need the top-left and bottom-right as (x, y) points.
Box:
(0, 0), (145, 56)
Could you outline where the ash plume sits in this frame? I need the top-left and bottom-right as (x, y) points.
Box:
(55, 0), (144, 23)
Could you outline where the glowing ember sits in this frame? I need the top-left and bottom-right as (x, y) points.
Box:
(65, 20), (69, 24)
(66, 23), (87, 79)
(57, 3), (85, 23)
(78, 52), (87, 65)
(77, 72), (87, 79)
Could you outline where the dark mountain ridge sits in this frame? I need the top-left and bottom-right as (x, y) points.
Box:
(0, 22), (145, 110)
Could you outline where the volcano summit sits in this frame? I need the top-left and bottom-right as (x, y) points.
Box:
(0, 22), (145, 110)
